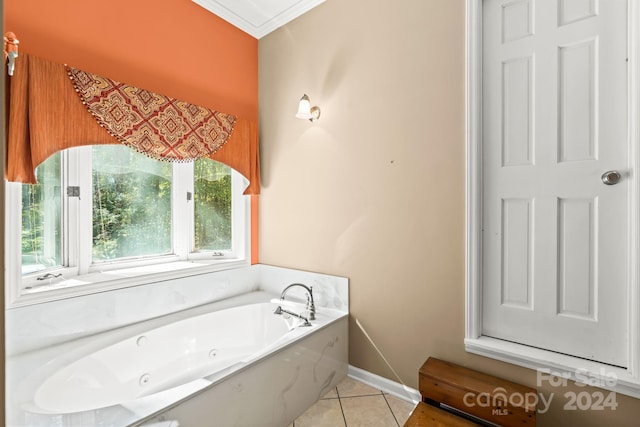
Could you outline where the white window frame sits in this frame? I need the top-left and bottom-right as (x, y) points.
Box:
(5, 146), (251, 308)
(465, 0), (640, 398)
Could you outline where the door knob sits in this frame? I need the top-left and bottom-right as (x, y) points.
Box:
(601, 170), (621, 185)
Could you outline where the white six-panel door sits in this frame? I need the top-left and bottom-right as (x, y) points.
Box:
(482, 0), (629, 367)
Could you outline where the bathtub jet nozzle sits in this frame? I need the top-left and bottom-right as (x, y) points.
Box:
(273, 305), (312, 327)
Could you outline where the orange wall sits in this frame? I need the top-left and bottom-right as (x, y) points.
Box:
(4, 0), (258, 121)
(5, 0), (260, 262)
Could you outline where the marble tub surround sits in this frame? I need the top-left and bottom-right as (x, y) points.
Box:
(6, 267), (258, 356)
(6, 265), (349, 427)
(7, 264), (348, 356)
(255, 264), (349, 314)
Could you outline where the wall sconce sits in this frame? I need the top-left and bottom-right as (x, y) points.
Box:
(296, 94), (321, 122)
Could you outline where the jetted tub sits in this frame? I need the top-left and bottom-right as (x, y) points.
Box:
(8, 290), (348, 427)
(34, 302), (306, 413)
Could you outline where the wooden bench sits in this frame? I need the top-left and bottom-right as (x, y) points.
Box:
(404, 358), (536, 426)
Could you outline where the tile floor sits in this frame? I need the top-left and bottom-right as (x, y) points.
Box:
(289, 376), (417, 427)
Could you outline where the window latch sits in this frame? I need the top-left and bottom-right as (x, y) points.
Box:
(67, 186), (80, 198)
(36, 272), (63, 281)
(187, 191), (192, 201)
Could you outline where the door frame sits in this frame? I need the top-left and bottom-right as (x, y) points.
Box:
(465, 0), (640, 398)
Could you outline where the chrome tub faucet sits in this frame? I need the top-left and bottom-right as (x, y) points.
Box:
(279, 283), (316, 320)
(272, 283), (316, 327)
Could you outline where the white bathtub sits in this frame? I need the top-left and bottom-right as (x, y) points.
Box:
(34, 302), (311, 414)
(7, 290), (348, 427)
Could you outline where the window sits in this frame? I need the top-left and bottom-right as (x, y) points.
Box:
(7, 145), (249, 305)
(193, 158), (233, 252)
(21, 152), (62, 274)
(92, 145), (173, 262)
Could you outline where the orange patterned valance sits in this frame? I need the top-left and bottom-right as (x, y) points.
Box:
(6, 53), (260, 194)
(66, 66), (236, 162)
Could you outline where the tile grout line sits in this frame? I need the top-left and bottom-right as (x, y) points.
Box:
(339, 385), (397, 427)
(338, 393), (385, 399)
(382, 393), (401, 427)
(335, 386), (349, 427)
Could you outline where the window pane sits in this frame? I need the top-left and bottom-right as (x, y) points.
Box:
(22, 153), (62, 274)
(194, 159), (232, 251)
(92, 146), (172, 261)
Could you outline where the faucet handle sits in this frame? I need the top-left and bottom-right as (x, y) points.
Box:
(307, 286), (316, 320)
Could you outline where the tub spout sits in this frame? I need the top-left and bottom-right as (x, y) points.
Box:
(273, 306), (312, 327)
(280, 283), (316, 320)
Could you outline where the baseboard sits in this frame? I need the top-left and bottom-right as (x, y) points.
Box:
(347, 365), (421, 404)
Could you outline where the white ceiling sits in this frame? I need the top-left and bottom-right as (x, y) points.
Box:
(192, 0), (325, 39)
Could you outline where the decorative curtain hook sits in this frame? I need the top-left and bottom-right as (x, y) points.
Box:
(4, 32), (19, 76)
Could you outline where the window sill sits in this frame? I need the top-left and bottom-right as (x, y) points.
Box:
(465, 336), (640, 399)
(8, 258), (250, 309)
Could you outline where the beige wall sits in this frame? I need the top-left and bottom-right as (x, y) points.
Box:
(258, 0), (640, 425)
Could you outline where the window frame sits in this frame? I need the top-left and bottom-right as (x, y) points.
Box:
(5, 146), (251, 308)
